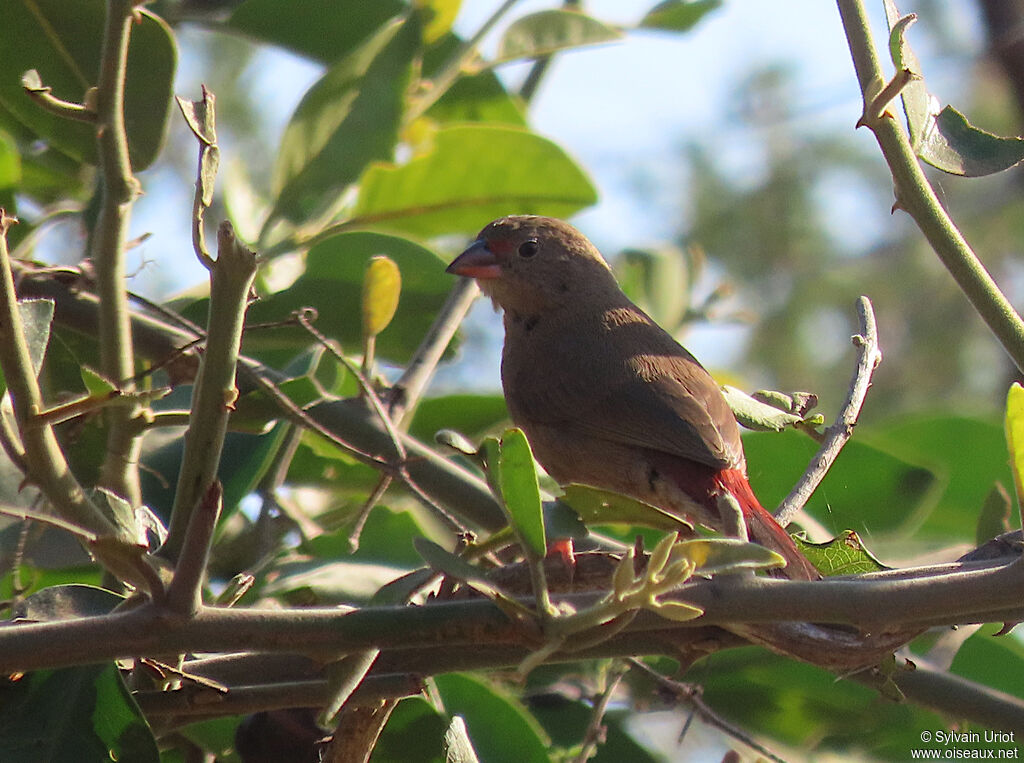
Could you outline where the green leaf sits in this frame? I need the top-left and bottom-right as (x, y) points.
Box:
(639, 0), (722, 32)
(433, 673), (551, 763)
(918, 106), (1024, 177)
(0, 1), (175, 170)
(352, 124), (597, 237)
(866, 415), (1013, 541)
(12, 583), (123, 621)
(883, 1), (931, 149)
(0, 664), (159, 763)
(244, 232), (450, 364)
(423, 35), (526, 126)
(409, 394), (508, 443)
(742, 429), (937, 545)
(884, 2), (1024, 176)
(950, 626), (1024, 701)
(721, 385), (805, 432)
(80, 365), (116, 397)
(229, 0), (405, 63)
(696, 647), (945, 754)
(495, 10), (623, 65)
(269, 15), (420, 224)
(0, 129), (21, 191)
(496, 429), (546, 560)
(419, 0), (461, 44)
(795, 530), (888, 576)
(1005, 383), (1024, 514)
(371, 696), (447, 763)
(559, 483), (692, 533)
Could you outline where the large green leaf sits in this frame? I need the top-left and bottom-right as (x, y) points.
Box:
(408, 394), (508, 443)
(866, 415), (1013, 540)
(423, 35), (526, 126)
(352, 124), (597, 236)
(268, 15), (420, 225)
(742, 429), (937, 540)
(230, 0), (405, 63)
(433, 673), (550, 763)
(244, 231), (450, 363)
(950, 626), (1024, 701)
(695, 647), (945, 758)
(0, 664), (159, 763)
(371, 696), (447, 763)
(0, 0), (175, 170)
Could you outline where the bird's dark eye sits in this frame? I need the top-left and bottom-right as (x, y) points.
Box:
(518, 239), (540, 258)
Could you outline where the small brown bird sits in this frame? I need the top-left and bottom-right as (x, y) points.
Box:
(447, 215), (819, 581)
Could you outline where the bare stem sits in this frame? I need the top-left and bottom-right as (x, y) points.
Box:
(162, 223), (257, 563)
(775, 296), (881, 526)
(389, 278), (479, 427)
(93, 0), (145, 507)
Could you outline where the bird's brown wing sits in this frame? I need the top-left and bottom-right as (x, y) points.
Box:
(504, 311), (744, 471)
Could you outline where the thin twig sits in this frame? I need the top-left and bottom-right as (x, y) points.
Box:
(389, 278), (479, 427)
(574, 660), (629, 763)
(775, 296), (881, 527)
(294, 310), (466, 534)
(624, 658), (787, 763)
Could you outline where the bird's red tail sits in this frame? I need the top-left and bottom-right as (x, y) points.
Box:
(713, 468), (820, 580)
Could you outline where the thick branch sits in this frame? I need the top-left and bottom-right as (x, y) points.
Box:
(2, 557), (1022, 675)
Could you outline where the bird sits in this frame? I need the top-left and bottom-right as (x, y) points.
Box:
(446, 215), (820, 581)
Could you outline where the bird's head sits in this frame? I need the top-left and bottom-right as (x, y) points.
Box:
(446, 216), (620, 316)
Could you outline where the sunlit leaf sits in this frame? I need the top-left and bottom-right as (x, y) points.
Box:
(495, 10), (622, 65)
(352, 124), (597, 237)
(496, 429), (545, 560)
(796, 530), (888, 576)
(268, 16), (420, 224)
(418, 0), (461, 44)
(1004, 382), (1024, 516)
(244, 232), (449, 363)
